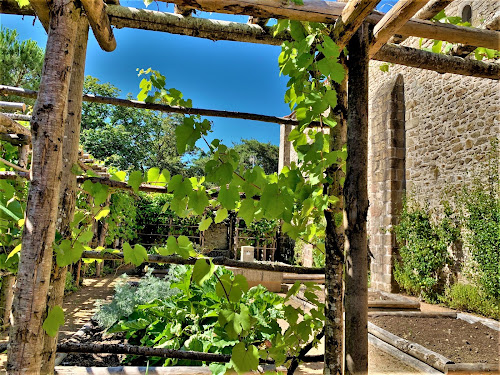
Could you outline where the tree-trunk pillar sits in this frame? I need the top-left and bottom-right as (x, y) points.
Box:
(344, 23), (370, 375)
(324, 55), (347, 375)
(7, 1), (80, 373)
(40, 13), (89, 374)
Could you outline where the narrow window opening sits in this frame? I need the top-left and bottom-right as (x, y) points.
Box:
(462, 5), (472, 23)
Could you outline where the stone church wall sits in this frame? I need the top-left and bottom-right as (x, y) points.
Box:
(367, 0), (499, 292)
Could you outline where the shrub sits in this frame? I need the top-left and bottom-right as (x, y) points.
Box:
(442, 283), (499, 320)
(456, 141), (499, 300)
(93, 269), (180, 329)
(64, 272), (78, 294)
(394, 198), (459, 302)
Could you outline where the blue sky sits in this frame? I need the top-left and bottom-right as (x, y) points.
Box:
(1, 0), (397, 146)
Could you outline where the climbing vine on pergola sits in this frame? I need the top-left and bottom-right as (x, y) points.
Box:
(0, 0), (499, 374)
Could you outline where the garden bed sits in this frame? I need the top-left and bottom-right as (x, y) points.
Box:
(368, 313), (499, 373)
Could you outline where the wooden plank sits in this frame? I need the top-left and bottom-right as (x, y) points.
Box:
(331, 0), (382, 49)
(370, 0), (430, 58)
(445, 363), (500, 375)
(81, 0), (117, 51)
(344, 23), (370, 375)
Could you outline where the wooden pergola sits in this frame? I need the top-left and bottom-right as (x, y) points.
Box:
(1, 0), (499, 374)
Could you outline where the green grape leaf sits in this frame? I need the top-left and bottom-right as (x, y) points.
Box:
(218, 184), (239, 210)
(123, 243), (148, 266)
(77, 230), (94, 244)
(95, 206), (110, 221)
(198, 217), (213, 231)
(285, 281), (301, 301)
(43, 305), (65, 337)
(189, 189), (209, 216)
(56, 240), (85, 267)
(7, 244), (21, 260)
(110, 171), (127, 182)
(147, 167), (160, 183)
(128, 170), (143, 193)
(230, 342), (259, 375)
(238, 199), (256, 225)
(214, 208), (228, 224)
(192, 258), (215, 285)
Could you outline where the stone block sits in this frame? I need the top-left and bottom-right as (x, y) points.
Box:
(240, 246), (255, 262)
(229, 267), (284, 293)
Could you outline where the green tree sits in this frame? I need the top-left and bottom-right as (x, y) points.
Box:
(80, 76), (186, 174)
(0, 27), (44, 106)
(187, 139), (278, 177)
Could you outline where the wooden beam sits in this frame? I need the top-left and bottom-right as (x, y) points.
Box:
(0, 101), (26, 112)
(7, 0), (80, 372)
(390, 0), (455, 43)
(0, 85), (308, 126)
(345, 23), (370, 375)
(0, 113), (31, 138)
(162, 0), (500, 50)
(4, 0), (500, 50)
(374, 43), (499, 79)
(28, 0), (50, 31)
(369, 0), (430, 58)
(80, 0), (116, 51)
(174, 4), (192, 17)
(331, 0), (382, 49)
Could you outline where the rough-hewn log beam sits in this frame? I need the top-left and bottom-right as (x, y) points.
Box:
(331, 0), (381, 49)
(345, 23), (369, 374)
(374, 43), (499, 79)
(3, 2), (500, 84)
(0, 113), (32, 122)
(0, 101), (26, 112)
(7, 0), (80, 372)
(390, 0), (455, 43)
(0, 113), (31, 138)
(80, 0), (116, 51)
(28, 0), (50, 31)
(163, 0), (499, 50)
(82, 251), (326, 274)
(174, 4), (192, 17)
(4, 0), (500, 50)
(0, 85), (307, 126)
(369, 0), (429, 58)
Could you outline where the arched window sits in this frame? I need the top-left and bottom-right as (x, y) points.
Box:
(462, 5), (472, 23)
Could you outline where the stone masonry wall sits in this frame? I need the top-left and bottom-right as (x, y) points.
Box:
(368, 0), (499, 291)
(368, 74), (406, 292)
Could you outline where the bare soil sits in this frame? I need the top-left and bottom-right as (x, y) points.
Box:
(369, 316), (499, 365)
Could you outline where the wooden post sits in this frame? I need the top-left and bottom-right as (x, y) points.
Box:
(40, 14), (89, 374)
(324, 54), (347, 375)
(7, 1), (80, 372)
(345, 23), (370, 375)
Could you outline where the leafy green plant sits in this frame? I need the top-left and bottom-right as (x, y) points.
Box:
(97, 265), (323, 374)
(441, 283), (499, 320)
(394, 198), (459, 301)
(456, 140), (499, 300)
(64, 271), (78, 294)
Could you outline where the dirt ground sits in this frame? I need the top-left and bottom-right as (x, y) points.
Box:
(370, 316), (499, 364)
